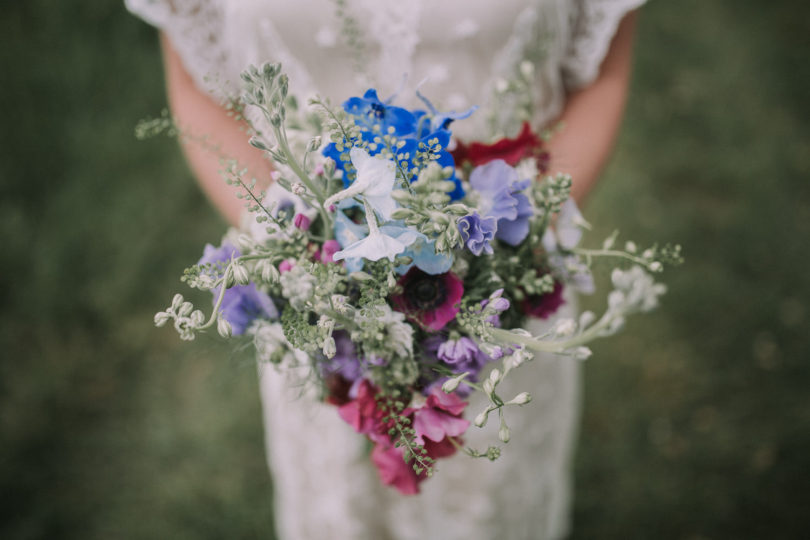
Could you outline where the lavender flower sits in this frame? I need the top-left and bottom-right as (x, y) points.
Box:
(458, 213), (497, 256)
(437, 337), (488, 375)
(198, 242), (278, 335)
(469, 159), (533, 246)
(320, 331), (363, 382)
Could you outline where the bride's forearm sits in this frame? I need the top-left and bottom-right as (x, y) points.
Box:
(547, 11), (638, 203)
(161, 34), (272, 227)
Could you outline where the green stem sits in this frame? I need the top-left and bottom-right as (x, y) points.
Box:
(571, 247), (651, 268)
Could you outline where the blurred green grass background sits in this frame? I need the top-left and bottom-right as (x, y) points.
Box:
(1, 1), (808, 538)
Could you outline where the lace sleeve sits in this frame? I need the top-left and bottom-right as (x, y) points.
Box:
(125, 0), (229, 97)
(561, 0), (646, 90)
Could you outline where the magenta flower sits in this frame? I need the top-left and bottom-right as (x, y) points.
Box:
(371, 444), (421, 495)
(391, 269), (464, 331)
(320, 239), (342, 264)
(293, 213), (312, 230)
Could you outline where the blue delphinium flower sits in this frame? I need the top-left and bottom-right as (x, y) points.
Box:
(469, 159), (533, 246)
(395, 234), (454, 275)
(457, 212), (497, 256)
(344, 89), (418, 136)
(198, 242), (278, 334)
(322, 88), (466, 200)
(415, 87), (478, 133)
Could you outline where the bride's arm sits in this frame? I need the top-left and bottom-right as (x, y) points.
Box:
(547, 11), (639, 203)
(161, 34), (272, 227)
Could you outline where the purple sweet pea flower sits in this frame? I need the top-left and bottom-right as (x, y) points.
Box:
(198, 242), (278, 335)
(469, 159), (534, 246)
(458, 212), (497, 256)
(423, 336), (494, 397)
(320, 331), (364, 382)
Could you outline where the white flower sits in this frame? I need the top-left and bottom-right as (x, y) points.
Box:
(250, 321), (309, 366)
(355, 303), (414, 360)
(333, 228), (410, 263)
(279, 264), (316, 310)
(324, 147), (398, 221)
(556, 199), (590, 250)
(610, 266), (667, 313)
(333, 209), (420, 264)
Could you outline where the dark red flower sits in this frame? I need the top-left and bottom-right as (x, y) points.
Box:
(520, 280), (566, 319)
(452, 121), (549, 172)
(391, 269), (464, 332)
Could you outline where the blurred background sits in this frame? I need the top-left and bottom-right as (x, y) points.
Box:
(2, 1), (808, 538)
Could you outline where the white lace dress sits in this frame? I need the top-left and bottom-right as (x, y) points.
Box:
(127, 1), (644, 538)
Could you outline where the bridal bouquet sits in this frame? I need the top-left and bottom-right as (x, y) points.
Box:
(151, 63), (682, 494)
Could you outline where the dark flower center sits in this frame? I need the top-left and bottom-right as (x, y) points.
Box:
(370, 102), (386, 119)
(405, 275), (446, 311)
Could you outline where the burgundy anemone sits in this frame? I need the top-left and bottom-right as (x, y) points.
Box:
(520, 280), (565, 319)
(391, 268), (464, 331)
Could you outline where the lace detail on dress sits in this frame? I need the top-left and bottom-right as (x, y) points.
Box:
(356, 0), (423, 95)
(125, 0), (230, 97)
(562, 0), (647, 90)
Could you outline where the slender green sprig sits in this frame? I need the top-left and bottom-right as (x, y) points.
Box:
(241, 63), (332, 233)
(378, 396), (436, 478)
(390, 163), (470, 253)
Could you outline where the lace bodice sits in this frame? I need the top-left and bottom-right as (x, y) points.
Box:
(128, 0), (643, 138)
(127, 2), (645, 538)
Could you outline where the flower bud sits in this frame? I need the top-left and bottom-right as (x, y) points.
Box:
(294, 213), (312, 230)
(232, 263), (250, 285)
(190, 310), (205, 327)
(260, 260), (280, 283)
(498, 423), (511, 443)
(306, 136), (322, 152)
(489, 297), (510, 313)
(508, 392), (532, 406)
(573, 346), (592, 360)
(441, 372), (469, 394)
(178, 301), (193, 318)
(322, 336), (336, 359)
(553, 318), (577, 338)
(249, 136), (268, 151)
(217, 317), (233, 338)
(474, 409), (490, 427)
(154, 312), (170, 327)
(171, 294), (184, 311)
(488, 368), (501, 384)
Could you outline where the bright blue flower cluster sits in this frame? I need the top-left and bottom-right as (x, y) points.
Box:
(322, 89), (467, 200)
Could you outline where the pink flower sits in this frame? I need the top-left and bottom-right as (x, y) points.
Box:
(278, 259), (295, 273)
(293, 213), (312, 230)
(413, 388), (469, 446)
(336, 380), (388, 444)
(391, 269), (464, 331)
(320, 239), (341, 264)
(334, 381), (469, 495)
(370, 445), (421, 495)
